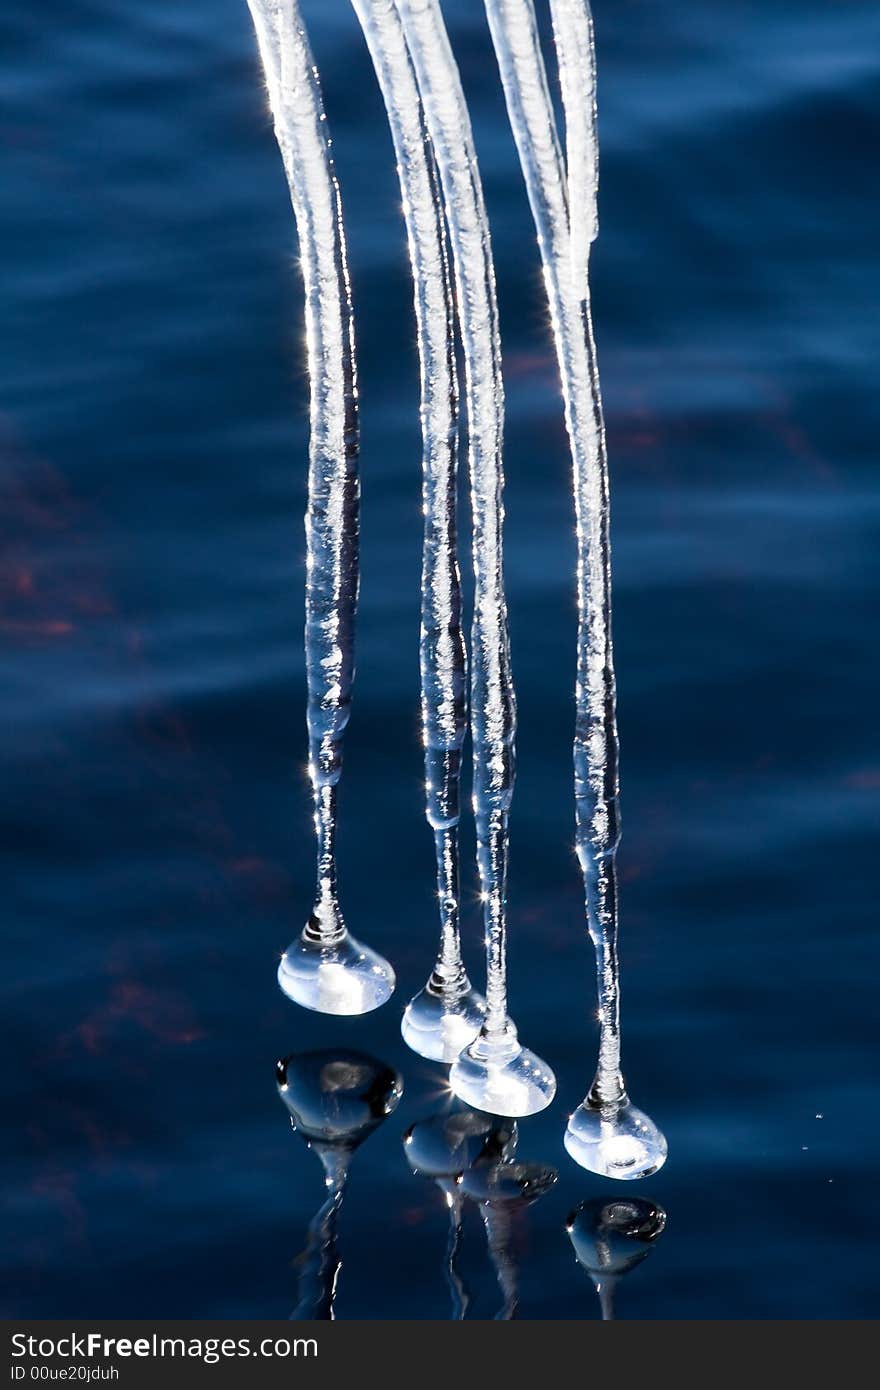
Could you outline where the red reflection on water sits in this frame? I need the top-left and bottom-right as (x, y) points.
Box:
(135, 705), (194, 756)
(73, 979), (206, 1053)
(846, 768), (880, 790)
(30, 1168), (89, 1251)
(227, 855), (291, 904)
(0, 618), (75, 638)
(400, 1206), (429, 1227)
(0, 423), (110, 641)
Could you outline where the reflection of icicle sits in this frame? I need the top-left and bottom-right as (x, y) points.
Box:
(444, 1189), (469, 1320)
(351, 0), (483, 1060)
(403, 1109), (514, 1319)
(567, 1195), (667, 1319)
(397, 0), (514, 1038)
(247, 1), (394, 1012)
(484, 0), (622, 1103)
(463, 1157), (557, 1319)
(291, 1180), (344, 1320)
(482, 1204), (518, 1320)
(278, 1050), (402, 1318)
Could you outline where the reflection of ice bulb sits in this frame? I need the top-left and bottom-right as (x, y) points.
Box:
(277, 1049), (402, 1319)
(404, 1109), (517, 1183)
(567, 1196), (667, 1320)
(461, 1159), (557, 1320)
(461, 1158), (556, 1206)
(277, 1050), (402, 1171)
(403, 1107), (516, 1319)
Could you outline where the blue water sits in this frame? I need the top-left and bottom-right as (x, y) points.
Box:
(3, 0), (878, 1319)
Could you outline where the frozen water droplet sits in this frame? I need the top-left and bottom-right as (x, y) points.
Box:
(564, 1095), (667, 1180)
(401, 979), (485, 1064)
(278, 930), (395, 1015)
(450, 1024), (556, 1118)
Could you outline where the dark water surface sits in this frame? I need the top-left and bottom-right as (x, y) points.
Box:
(3, 0), (878, 1318)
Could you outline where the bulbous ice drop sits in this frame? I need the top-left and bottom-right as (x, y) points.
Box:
(245, 0), (394, 1016)
(450, 1021), (556, 1119)
(278, 914), (396, 1017)
(400, 975), (486, 1064)
(350, 1), (483, 1061)
(564, 1094), (667, 1181)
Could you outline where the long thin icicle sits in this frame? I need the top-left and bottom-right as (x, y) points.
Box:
(484, 0), (621, 1101)
(351, 0), (482, 1059)
(247, 0), (394, 1013)
(397, 0), (514, 1039)
(548, 0), (599, 290)
(400, 0), (555, 1117)
(485, 0), (665, 1173)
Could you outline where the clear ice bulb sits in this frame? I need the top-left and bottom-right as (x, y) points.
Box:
(564, 1093), (667, 1181)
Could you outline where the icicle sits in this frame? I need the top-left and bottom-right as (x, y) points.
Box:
(246, 0), (395, 1014)
(399, 0), (555, 1116)
(484, 0), (665, 1173)
(351, 0), (484, 1060)
(548, 0), (600, 293)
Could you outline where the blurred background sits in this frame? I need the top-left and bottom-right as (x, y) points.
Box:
(2, 0), (878, 1317)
